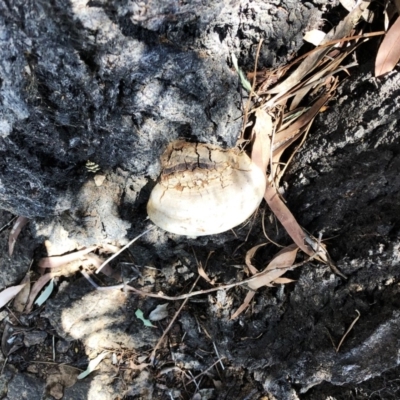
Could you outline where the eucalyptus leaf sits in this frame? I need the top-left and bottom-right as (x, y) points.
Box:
(78, 351), (109, 380)
(34, 278), (54, 306)
(135, 309), (155, 327)
(231, 53), (252, 92)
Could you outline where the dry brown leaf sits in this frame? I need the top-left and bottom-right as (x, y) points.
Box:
(13, 274), (31, 312)
(273, 93), (331, 153)
(198, 262), (213, 284)
(8, 216), (29, 256)
(25, 272), (60, 312)
(264, 185), (313, 257)
(245, 243), (266, 274)
(231, 245), (298, 319)
(289, 52), (347, 110)
(0, 284), (27, 309)
(38, 246), (97, 269)
(375, 16), (400, 77)
(266, 0), (369, 98)
(129, 361), (150, 370)
(230, 291), (255, 320)
(272, 277), (296, 284)
(251, 109), (273, 174)
(247, 244), (298, 291)
(83, 253), (105, 270)
(99, 243), (121, 254)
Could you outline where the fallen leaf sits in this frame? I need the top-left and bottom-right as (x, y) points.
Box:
(264, 185), (312, 256)
(303, 29), (326, 46)
(135, 309), (155, 327)
(230, 291), (255, 320)
(13, 274), (31, 312)
(129, 360), (149, 370)
(25, 273), (59, 312)
(375, 16), (400, 77)
(78, 351), (109, 379)
(272, 277), (296, 284)
(99, 244), (121, 254)
(0, 284), (27, 309)
(231, 245), (299, 319)
(273, 92), (332, 154)
(34, 278), (55, 307)
(245, 243), (266, 274)
(247, 244), (299, 291)
(231, 53), (253, 92)
(198, 262), (213, 283)
(251, 109), (273, 174)
(149, 303), (169, 321)
(38, 246), (97, 269)
(266, 0), (369, 98)
(8, 216), (29, 256)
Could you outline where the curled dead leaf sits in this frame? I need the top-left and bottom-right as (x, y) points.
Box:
(8, 216), (29, 256)
(375, 16), (400, 77)
(38, 246), (97, 269)
(245, 243), (266, 275)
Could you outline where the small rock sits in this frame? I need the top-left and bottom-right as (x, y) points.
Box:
(23, 331), (47, 347)
(7, 372), (45, 400)
(0, 311), (8, 321)
(48, 382), (64, 400)
(94, 174), (106, 186)
(55, 339), (70, 354)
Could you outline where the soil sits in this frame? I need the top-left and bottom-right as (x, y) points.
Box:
(1, 0), (400, 399)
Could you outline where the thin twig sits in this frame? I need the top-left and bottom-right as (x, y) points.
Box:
(126, 250), (320, 301)
(185, 358), (224, 385)
(81, 270), (124, 291)
(5, 306), (22, 326)
(240, 39), (264, 139)
(212, 342), (225, 370)
(336, 310), (361, 352)
(52, 335), (56, 362)
(0, 357), (8, 375)
(149, 276), (201, 365)
(28, 360), (83, 371)
(0, 216), (17, 234)
(96, 226), (155, 273)
(261, 209), (283, 248)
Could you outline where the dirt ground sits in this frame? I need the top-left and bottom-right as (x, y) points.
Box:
(1, 0), (400, 399)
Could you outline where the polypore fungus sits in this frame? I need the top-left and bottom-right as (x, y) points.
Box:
(147, 140), (266, 236)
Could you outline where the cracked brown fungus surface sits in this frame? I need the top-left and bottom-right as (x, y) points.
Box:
(147, 140), (266, 236)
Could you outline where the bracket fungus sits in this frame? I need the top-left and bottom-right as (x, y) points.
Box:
(147, 140), (266, 236)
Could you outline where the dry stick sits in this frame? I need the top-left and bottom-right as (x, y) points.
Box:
(240, 39), (264, 140)
(28, 360), (83, 371)
(336, 310), (361, 353)
(149, 276), (201, 366)
(212, 342), (225, 370)
(264, 61), (358, 110)
(126, 249), (324, 302)
(185, 358), (224, 386)
(275, 117), (315, 186)
(0, 357), (7, 375)
(96, 226), (156, 274)
(0, 216), (17, 234)
(261, 208), (283, 248)
(81, 270), (124, 291)
(261, 31), (385, 93)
